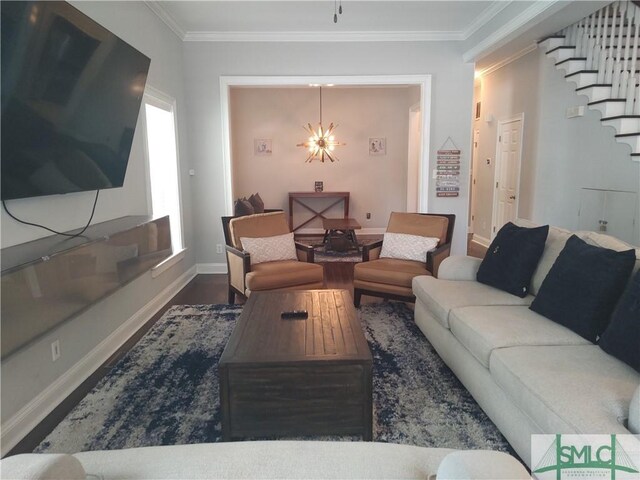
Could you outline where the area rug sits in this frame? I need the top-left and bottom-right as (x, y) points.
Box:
(35, 303), (512, 454)
(313, 244), (363, 262)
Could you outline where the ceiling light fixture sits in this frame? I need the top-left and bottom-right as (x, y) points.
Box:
(333, 0), (343, 23)
(297, 86), (345, 163)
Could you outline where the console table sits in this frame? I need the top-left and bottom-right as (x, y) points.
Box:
(288, 192), (350, 232)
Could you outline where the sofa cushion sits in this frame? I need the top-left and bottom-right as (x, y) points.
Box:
(490, 345), (640, 434)
(529, 225), (572, 296)
(449, 306), (590, 368)
(355, 258), (429, 288)
(248, 193), (265, 213)
(599, 269), (640, 372)
(380, 233), (438, 262)
(412, 276), (533, 330)
(0, 454), (86, 480)
(240, 232), (297, 265)
(245, 261), (323, 291)
(477, 223), (548, 298)
(530, 235), (636, 342)
(233, 198), (254, 217)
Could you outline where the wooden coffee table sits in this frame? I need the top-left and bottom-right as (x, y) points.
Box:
(219, 289), (373, 441)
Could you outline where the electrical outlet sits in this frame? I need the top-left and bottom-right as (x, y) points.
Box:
(366, 213), (371, 220)
(216, 244), (223, 254)
(51, 340), (60, 362)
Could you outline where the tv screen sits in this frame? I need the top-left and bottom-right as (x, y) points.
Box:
(1, 1), (150, 201)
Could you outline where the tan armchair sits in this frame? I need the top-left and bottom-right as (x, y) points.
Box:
(353, 212), (455, 307)
(222, 211), (324, 304)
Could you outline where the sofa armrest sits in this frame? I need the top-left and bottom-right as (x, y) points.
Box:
(427, 243), (451, 278)
(295, 242), (315, 263)
(437, 256), (482, 281)
(362, 240), (383, 262)
(0, 454), (86, 480)
(436, 451), (529, 479)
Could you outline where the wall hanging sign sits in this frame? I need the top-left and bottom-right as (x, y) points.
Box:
(436, 137), (460, 198)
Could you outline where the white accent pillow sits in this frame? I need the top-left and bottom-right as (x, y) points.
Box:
(379, 232), (439, 262)
(240, 232), (297, 265)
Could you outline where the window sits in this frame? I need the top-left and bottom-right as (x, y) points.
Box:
(143, 91), (183, 253)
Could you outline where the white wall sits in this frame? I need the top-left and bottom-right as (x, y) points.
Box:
(230, 86), (418, 229)
(473, 47), (640, 245)
(183, 41), (475, 258)
(1, 1), (195, 441)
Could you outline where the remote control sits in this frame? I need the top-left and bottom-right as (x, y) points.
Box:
(281, 310), (308, 319)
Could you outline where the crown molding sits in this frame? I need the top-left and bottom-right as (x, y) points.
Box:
(183, 30), (464, 42)
(476, 43), (537, 78)
(462, 0), (561, 62)
(462, 1), (512, 40)
(145, 1), (186, 40)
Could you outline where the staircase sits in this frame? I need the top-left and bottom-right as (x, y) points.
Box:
(539, 0), (640, 161)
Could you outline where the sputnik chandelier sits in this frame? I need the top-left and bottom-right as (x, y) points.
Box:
(297, 86), (345, 163)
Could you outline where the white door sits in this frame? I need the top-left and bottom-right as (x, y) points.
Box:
(469, 128), (480, 232)
(407, 104), (421, 212)
(492, 116), (523, 237)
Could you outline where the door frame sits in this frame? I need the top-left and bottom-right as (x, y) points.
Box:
(406, 102), (421, 212)
(490, 113), (524, 239)
(219, 75), (432, 215)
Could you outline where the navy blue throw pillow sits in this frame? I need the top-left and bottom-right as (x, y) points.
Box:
(476, 222), (549, 297)
(530, 235), (635, 343)
(599, 269), (640, 372)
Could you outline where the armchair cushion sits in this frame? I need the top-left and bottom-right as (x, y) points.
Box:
(240, 232), (297, 265)
(354, 258), (429, 288)
(245, 261), (324, 291)
(380, 233), (439, 262)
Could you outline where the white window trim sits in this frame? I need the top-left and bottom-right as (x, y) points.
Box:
(141, 85), (186, 271)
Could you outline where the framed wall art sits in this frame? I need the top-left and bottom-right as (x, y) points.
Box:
(254, 139), (272, 156)
(369, 137), (386, 155)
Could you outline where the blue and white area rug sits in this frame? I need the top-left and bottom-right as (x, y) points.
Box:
(36, 303), (511, 454)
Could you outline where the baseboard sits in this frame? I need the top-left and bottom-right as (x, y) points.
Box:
(196, 263), (227, 274)
(471, 234), (491, 248)
(0, 265), (197, 456)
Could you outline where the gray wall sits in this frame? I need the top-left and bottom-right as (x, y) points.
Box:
(472, 47), (640, 245)
(1, 1), (195, 429)
(183, 41), (475, 258)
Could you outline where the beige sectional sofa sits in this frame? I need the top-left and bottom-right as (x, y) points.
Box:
(412, 225), (640, 468)
(1, 442), (530, 479)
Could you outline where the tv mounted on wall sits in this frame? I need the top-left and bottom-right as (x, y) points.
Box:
(1, 1), (150, 201)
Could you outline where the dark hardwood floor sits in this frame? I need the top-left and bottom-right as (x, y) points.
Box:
(8, 237), (483, 457)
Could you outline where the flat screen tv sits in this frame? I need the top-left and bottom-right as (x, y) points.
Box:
(1, 1), (150, 201)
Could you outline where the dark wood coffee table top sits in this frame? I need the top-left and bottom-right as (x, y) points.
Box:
(322, 218), (361, 231)
(220, 289), (371, 363)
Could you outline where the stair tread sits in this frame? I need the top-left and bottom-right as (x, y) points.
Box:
(565, 70), (598, 78)
(614, 132), (640, 137)
(576, 84), (612, 91)
(546, 46), (576, 54)
(602, 115), (640, 120)
(537, 35), (565, 44)
(588, 98), (626, 105)
(556, 57), (587, 65)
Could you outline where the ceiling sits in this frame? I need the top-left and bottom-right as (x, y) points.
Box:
(147, 1), (503, 40)
(145, 1), (609, 70)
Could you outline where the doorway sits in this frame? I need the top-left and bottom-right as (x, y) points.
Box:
(219, 75), (432, 216)
(491, 114), (524, 238)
